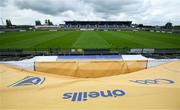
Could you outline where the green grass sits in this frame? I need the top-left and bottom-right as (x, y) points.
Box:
(0, 31), (180, 50)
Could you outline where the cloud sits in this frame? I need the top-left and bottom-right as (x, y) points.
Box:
(0, 0), (179, 25)
(0, 0), (8, 7)
(12, 0), (152, 21)
(14, 0), (149, 16)
(14, 0), (87, 15)
(87, 0), (144, 13)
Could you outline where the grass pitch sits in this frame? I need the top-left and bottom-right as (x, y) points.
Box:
(0, 31), (180, 50)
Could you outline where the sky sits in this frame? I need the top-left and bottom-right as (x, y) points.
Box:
(0, 0), (180, 25)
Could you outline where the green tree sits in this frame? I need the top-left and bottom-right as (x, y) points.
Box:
(47, 19), (51, 25)
(49, 21), (53, 25)
(6, 19), (12, 27)
(35, 20), (41, 26)
(45, 19), (48, 25)
(165, 22), (173, 29)
(47, 19), (53, 25)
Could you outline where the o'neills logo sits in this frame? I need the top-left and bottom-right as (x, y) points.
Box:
(63, 89), (125, 102)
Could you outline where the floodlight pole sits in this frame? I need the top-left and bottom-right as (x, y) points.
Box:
(1, 18), (5, 25)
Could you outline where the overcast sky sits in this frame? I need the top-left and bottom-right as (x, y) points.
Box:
(0, 0), (180, 25)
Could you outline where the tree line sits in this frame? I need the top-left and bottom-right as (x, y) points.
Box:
(4, 19), (54, 27)
(4, 19), (174, 29)
(35, 19), (53, 26)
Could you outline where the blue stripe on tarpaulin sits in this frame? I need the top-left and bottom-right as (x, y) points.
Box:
(58, 55), (122, 60)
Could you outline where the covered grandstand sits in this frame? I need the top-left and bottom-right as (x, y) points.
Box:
(65, 21), (132, 29)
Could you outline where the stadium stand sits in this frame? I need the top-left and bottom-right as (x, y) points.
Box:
(65, 21), (132, 29)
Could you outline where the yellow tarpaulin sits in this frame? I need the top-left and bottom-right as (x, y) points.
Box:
(0, 61), (180, 110)
(35, 60), (147, 78)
